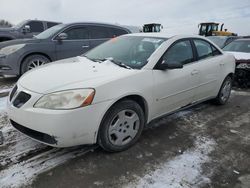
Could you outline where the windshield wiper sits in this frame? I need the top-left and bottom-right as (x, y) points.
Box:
(82, 55), (101, 63)
(82, 56), (132, 69)
(98, 58), (132, 69)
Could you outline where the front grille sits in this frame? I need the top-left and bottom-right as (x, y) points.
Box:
(10, 120), (57, 145)
(13, 91), (31, 108)
(9, 85), (17, 101)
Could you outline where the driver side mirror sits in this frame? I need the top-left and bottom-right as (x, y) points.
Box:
(157, 60), (183, 70)
(57, 33), (68, 40)
(22, 25), (30, 33)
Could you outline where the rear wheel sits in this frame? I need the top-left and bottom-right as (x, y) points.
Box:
(98, 100), (145, 152)
(21, 54), (50, 75)
(214, 76), (232, 105)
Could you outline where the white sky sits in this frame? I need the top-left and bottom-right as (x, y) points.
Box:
(1, 0), (250, 35)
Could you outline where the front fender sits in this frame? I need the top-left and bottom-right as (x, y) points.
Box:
(0, 33), (15, 40)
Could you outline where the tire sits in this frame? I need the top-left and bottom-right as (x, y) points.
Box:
(98, 100), (145, 152)
(214, 76), (232, 105)
(21, 54), (50, 75)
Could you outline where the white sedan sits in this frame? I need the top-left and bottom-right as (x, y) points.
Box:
(7, 33), (235, 152)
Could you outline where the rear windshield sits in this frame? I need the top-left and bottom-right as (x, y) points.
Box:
(223, 40), (250, 53)
(207, 36), (227, 48)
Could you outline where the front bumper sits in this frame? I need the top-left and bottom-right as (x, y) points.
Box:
(7, 84), (111, 147)
(0, 55), (20, 76)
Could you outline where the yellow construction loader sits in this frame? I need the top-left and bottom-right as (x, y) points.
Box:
(142, 23), (162, 32)
(198, 22), (237, 36)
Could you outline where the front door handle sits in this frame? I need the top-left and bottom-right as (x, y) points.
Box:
(191, 70), (199, 75)
(82, 45), (89, 48)
(220, 62), (225, 66)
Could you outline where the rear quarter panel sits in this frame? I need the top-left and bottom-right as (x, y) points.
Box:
(217, 52), (235, 91)
(223, 52), (236, 76)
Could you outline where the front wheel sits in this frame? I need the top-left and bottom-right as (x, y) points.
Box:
(214, 76), (232, 105)
(98, 100), (145, 152)
(21, 54), (50, 75)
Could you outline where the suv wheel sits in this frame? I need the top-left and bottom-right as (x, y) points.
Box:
(21, 54), (50, 74)
(98, 100), (145, 152)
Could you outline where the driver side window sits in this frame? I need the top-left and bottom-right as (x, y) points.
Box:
(162, 40), (194, 65)
(26, 21), (44, 32)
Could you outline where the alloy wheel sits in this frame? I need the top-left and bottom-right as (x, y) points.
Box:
(27, 59), (47, 70)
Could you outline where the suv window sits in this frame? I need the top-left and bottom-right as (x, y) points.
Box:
(194, 39), (213, 59)
(64, 27), (89, 40)
(110, 28), (128, 37)
(89, 26), (111, 39)
(47, 22), (58, 29)
(26, 21), (44, 32)
(162, 40), (194, 65)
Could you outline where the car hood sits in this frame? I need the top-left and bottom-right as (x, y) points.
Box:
(226, 51), (250, 61)
(0, 38), (42, 49)
(18, 56), (135, 94)
(0, 27), (14, 32)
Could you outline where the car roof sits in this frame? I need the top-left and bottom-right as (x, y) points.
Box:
(207, 36), (235, 39)
(234, 38), (250, 42)
(27, 19), (61, 23)
(125, 32), (208, 40)
(62, 22), (131, 31)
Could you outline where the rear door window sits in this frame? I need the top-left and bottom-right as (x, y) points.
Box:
(193, 39), (213, 60)
(110, 28), (128, 37)
(211, 45), (222, 56)
(47, 22), (59, 29)
(64, 27), (89, 40)
(89, 26), (111, 39)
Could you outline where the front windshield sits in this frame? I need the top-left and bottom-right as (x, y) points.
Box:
(207, 36), (227, 48)
(84, 36), (167, 69)
(223, 40), (250, 53)
(211, 24), (218, 31)
(35, 24), (65, 39)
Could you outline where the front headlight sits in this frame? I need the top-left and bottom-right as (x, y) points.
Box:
(34, 89), (95, 110)
(0, 44), (25, 56)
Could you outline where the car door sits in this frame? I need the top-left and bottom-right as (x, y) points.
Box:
(55, 26), (90, 60)
(192, 39), (222, 101)
(152, 39), (200, 118)
(88, 25), (111, 49)
(21, 21), (45, 38)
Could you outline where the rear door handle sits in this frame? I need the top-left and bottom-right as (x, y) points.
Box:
(82, 45), (89, 48)
(191, 70), (199, 75)
(220, 62), (225, 66)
